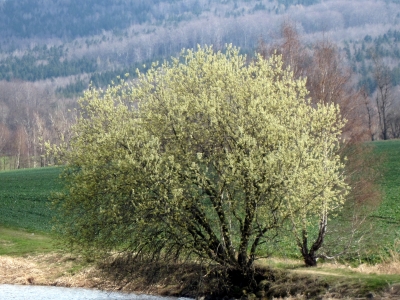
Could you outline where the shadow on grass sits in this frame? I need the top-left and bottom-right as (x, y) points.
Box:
(94, 253), (400, 299)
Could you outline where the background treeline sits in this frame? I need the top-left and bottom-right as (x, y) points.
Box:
(1, 0), (400, 169)
(0, 0), (321, 40)
(347, 29), (400, 93)
(0, 0), (170, 39)
(0, 46), (96, 81)
(0, 80), (74, 170)
(56, 59), (152, 97)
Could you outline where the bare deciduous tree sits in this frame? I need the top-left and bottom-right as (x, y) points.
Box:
(362, 88), (378, 141)
(372, 55), (393, 140)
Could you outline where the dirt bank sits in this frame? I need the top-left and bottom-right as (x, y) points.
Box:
(2, 253), (400, 299)
(0, 253), (202, 296)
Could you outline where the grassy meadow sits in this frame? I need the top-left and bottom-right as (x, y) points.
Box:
(0, 167), (62, 233)
(0, 227), (56, 256)
(357, 140), (400, 261)
(370, 140), (400, 236)
(0, 167), (62, 256)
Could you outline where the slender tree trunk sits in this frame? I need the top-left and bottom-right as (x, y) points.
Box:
(299, 213), (328, 267)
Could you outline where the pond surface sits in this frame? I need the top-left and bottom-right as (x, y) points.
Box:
(0, 284), (189, 300)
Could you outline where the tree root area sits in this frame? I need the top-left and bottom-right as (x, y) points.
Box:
(97, 254), (400, 299)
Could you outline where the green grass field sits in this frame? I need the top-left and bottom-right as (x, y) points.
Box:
(0, 227), (57, 255)
(371, 140), (400, 221)
(0, 167), (62, 233)
(367, 140), (400, 251)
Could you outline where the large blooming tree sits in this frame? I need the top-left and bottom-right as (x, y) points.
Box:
(54, 45), (348, 286)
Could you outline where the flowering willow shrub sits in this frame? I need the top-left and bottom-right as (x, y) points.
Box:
(54, 45), (348, 284)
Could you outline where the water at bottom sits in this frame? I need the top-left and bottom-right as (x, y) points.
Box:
(0, 284), (186, 300)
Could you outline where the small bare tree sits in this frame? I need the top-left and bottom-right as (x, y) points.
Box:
(362, 88), (378, 141)
(258, 22), (310, 80)
(372, 54), (393, 140)
(0, 123), (10, 169)
(387, 97), (400, 139)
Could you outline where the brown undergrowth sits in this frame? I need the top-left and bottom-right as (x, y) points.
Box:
(2, 253), (400, 299)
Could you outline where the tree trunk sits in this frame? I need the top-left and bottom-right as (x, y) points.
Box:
(299, 213), (328, 267)
(303, 252), (317, 267)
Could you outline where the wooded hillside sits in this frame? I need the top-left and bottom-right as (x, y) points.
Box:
(1, 0), (400, 169)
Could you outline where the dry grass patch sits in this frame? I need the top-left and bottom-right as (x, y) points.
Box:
(0, 253), (185, 294)
(0, 253), (103, 288)
(0, 256), (40, 284)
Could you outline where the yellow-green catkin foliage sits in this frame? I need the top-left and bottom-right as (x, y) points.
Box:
(58, 45), (348, 261)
